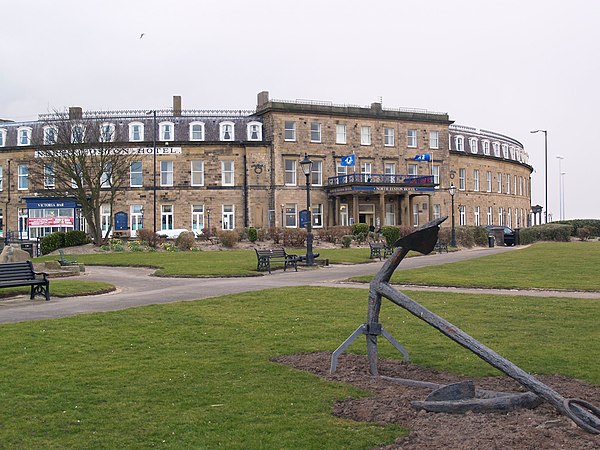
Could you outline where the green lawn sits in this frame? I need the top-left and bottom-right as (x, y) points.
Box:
(38, 247), (379, 277)
(0, 280), (114, 299)
(352, 242), (600, 291)
(0, 287), (598, 448)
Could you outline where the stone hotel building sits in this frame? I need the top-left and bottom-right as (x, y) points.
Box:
(0, 91), (532, 239)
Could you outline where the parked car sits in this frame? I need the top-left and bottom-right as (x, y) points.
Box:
(484, 225), (516, 246)
(157, 228), (190, 239)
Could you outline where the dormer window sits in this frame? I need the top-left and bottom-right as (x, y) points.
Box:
(72, 124), (85, 143)
(100, 123), (115, 142)
(454, 135), (464, 151)
(189, 122), (205, 141)
(17, 126), (32, 146)
(482, 140), (490, 155)
(501, 144), (509, 159)
(247, 121), (262, 141)
(220, 121), (235, 141)
(129, 122), (144, 142)
(469, 138), (478, 153)
(492, 142), (500, 157)
(159, 122), (174, 141)
(0, 129), (6, 147)
(43, 126), (58, 145)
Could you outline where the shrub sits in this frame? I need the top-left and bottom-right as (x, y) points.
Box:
(40, 232), (66, 255)
(128, 241), (144, 252)
(519, 224), (573, 245)
(217, 230), (240, 248)
(283, 228), (306, 247)
(351, 223), (369, 243)
(267, 227), (283, 244)
(380, 226), (401, 247)
(341, 235), (353, 248)
(137, 228), (160, 248)
(577, 226), (594, 241)
(319, 226), (352, 244)
(64, 230), (90, 247)
(555, 219), (600, 238)
(175, 231), (196, 251)
(247, 227), (258, 243)
(256, 227), (268, 242)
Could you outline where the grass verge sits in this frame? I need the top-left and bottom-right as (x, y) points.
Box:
(0, 286), (598, 448)
(0, 280), (115, 299)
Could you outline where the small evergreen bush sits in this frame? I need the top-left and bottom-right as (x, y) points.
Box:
(175, 231), (196, 251)
(341, 235), (353, 248)
(217, 230), (240, 248)
(380, 226), (401, 247)
(247, 227), (258, 243)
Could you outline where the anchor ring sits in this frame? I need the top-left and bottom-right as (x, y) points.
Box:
(564, 398), (600, 434)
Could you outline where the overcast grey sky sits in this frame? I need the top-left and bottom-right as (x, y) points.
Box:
(2, 0), (598, 220)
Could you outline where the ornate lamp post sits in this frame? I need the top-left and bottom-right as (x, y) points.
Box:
(299, 153), (314, 266)
(530, 130), (548, 223)
(448, 183), (456, 247)
(280, 203), (285, 228)
(206, 208), (211, 238)
(146, 110), (158, 234)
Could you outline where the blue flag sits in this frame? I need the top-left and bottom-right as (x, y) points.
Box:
(341, 154), (355, 166)
(414, 154), (431, 161)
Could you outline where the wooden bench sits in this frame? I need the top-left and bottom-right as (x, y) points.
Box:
(255, 248), (299, 274)
(0, 261), (50, 301)
(369, 242), (394, 260)
(58, 249), (78, 266)
(434, 240), (449, 253)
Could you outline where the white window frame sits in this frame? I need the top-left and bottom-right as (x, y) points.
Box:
(360, 126), (371, 145)
(433, 204), (441, 220)
(101, 162), (113, 188)
(284, 203), (297, 228)
(487, 207), (493, 225)
(310, 122), (321, 143)
(130, 160), (143, 187)
(222, 204), (235, 230)
(100, 122), (115, 142)
(459, 205), (466, 226)
(18, 164), (28, 190)
(247, 121), (262, 141)
(160, 160), (174, 186)
(44, 164), (55, 189)
(497, 172), (502, 193)
(191, 160), (204, 186)
(101, 204), (112, 236)
(385, 202), (396, 226)
(221, 160), (234, 186)
(384, 127), (395, 147)
(284, 121), (296, 141)
(455, 135), (464, 151)
(469, 138), (478, 154)
(493, 142), (501, 157)
(384, 162), (396, 176)
(429, 130), (439, 149)
(482, 140), (490, 155)
(361, 162), (372, 182)
(284, 159), (297, 186)
(312, 204), (324, 228)
(161, 204), (174, 231)
(311, 160), (322, 186)
(130, 204), (144, 236)
(17, 126), (32, 146)
(159, 121), (175, 142)
(474, 206), (480, 226)
(506, 174), (511, 194)
(336, 124), (346, 144)
(336, 162), (347, 178)
(71, 124), (85, 143)
(43, 126), (57, 145)
(219, 121), (235, 141)
(498, 207), (504, 226)
(502, 144), (509, 159)
(473, 169), (480, 192)
(407, 129), (417, 148)
(129, 122), (145, 142)
(432, 165), (440, 186)
(408, 164), (418, 176)
(0, 165), (3, 191)
(486, 171), (492, 192)
(189, 122), (205, 141)
(191, 204), (204, 235)
(459, 168), (466, 190)
(0, 129), (6, 147)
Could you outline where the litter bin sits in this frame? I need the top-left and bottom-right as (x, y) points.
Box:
(513, 229), (520, 246)
(488, 235), (495, 248)
(21, 243), (34, 257)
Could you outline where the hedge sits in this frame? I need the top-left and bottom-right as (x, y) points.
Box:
(40, 230), (91, 255)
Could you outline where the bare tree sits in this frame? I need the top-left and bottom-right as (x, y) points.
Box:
(31, 110), (137, 245)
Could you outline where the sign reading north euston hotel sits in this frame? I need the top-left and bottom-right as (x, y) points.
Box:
(34, 147), (182, 158)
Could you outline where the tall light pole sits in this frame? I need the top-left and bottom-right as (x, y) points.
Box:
(146, 110), (158, 234)
(448, 183), (456, 247)
(299, 153), (314, 266)
(560, 171), (566, 220)
(530, 130), (548, 223)
(556, 155), (565, 220)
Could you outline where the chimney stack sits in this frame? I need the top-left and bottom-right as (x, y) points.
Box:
(173, 95), (182, 116)
(69, 107), (83, 120)
(257, 91), (269, 108)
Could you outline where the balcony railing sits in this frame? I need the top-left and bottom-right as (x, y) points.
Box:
(328, 174), (435, 187)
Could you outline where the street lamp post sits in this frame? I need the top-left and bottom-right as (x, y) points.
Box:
(560, 171), (566, 220)
(530, 130), (548, 223)
(280, 203), (285, 228)
(206, 208), (211, 238)
(299, 153), (314, 266)
(146, 110), (158, 234)
(556, 155), (565, 221)
(448, 183), (456, 247)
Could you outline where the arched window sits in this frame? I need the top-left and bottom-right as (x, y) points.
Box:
(17, 126), (32, 146)
(159, 121), (175, 142)
(492, 142), (500, 157)
(0, 129), (8, 147)
(246, 121), (262, 141)
(220, 121), (235, 141)
(454, 135), (464, 151)
(129, 122), (145, 142)
(189, 122), (205, 141)
(71, 124), (86, 143)
(43, 126), (58, 145)
(482, 140), (490, 155)
(469, 137), (478, 153)
(100, 123), (116, 142)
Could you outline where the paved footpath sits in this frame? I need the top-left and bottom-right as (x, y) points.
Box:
(1, 246), (598, 324)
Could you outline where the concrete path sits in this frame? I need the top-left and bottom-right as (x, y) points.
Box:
(1, 245), (598, 324)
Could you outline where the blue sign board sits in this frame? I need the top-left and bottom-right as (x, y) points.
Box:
(299, 209), (309, 228)
(25, 197), (80, 209)
(114, 211), (129, 231)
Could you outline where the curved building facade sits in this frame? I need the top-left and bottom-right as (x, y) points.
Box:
(0, 92), (532, 240)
